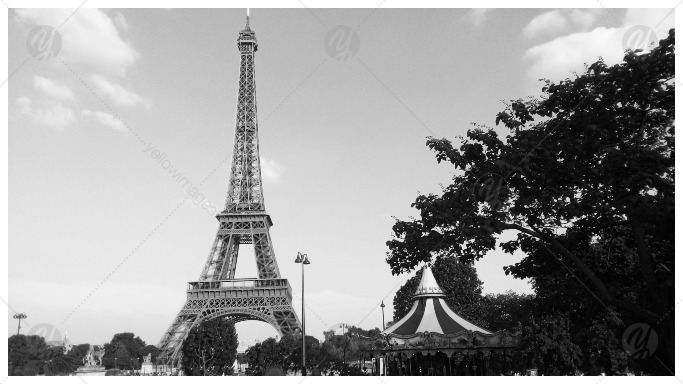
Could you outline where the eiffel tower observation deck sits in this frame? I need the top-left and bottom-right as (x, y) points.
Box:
(157, 15), (301, 367)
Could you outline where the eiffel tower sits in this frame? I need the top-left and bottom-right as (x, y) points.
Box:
(157, 16), (301, 366)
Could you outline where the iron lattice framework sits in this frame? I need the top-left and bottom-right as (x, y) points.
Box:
(157, 17), (301, 367)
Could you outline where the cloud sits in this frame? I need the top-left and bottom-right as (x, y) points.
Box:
(13, 9), (149, 133)
(82, 109), (127, 131)
(89, 75), (145, 107)
(462, 9), (491, 29)
(567, 9), (602, 31)
(522, 10), (568, 39)
(16, 9), (138, 76)
(522, 9), (603, 40)
(16, 96), (32, 114)
(33, 103), (76, 130)
(112, 11), (129, 31)
(524, 27), (622, 82)
(260, 158), (284, 183)
(523, 9), (673, 85)
(33, 76), (75, 101)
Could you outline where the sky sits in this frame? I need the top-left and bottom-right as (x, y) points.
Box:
(6, 7), (675, 348)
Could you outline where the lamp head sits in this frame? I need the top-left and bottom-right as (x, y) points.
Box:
(295, 252), (304, 263)
(303, 255), (311, 265)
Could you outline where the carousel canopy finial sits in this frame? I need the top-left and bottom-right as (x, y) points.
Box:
(413, 265), (446, 299)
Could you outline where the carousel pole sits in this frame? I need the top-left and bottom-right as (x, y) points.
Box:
(448, 355), (452, 376)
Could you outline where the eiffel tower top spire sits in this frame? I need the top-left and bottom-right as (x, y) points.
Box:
(225, 14), (262, 213)
(237, 14), (257, 51)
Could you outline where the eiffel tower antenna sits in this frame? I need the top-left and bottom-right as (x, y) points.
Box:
(157, 15), (301, 368)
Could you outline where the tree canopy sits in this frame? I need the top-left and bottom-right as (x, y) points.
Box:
(181, 317), (238, 376)
(8, 335), (54, 376)
(386, 30), (674, 374)
(102, 332), (148, 369)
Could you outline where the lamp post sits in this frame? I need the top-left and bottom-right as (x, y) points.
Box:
(380, 301), (386, 331)
(294, 252), (310, 376)
(13, 313), (27, 335)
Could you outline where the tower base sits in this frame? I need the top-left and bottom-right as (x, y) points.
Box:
(158, 278), (300, 366)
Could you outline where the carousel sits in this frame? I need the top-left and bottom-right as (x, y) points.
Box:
(357, 266), (521, 376)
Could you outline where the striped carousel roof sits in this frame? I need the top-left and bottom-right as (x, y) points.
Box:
(383, 266), (491, 336)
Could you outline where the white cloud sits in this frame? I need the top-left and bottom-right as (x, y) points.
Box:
(33, 76), (75, 101)
(16, 96), (32, 114)
(462, 9), (491, 29)
(89, 75), (145, 107)
(524, 27), (622, 82)
(33, 103), (76, 130)
(16, 9), (138, 76)
(522, 10), (568, 39)
(523, 9), (603, 40)
(82, 109), (127, 131)
(260, 158), (284, 183)
(568, 9), (601, 31)
(112, 11), (129, 31)
(523, 9), (673, 85)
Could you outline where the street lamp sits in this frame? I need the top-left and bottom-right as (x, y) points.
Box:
(380, 301), (386, 331)
(294, 252), (310, 376)
(13, 313), (27, 335)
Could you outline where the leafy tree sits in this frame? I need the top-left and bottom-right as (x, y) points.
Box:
(102, 332), (158, 370)
(114, 342), (132, 369)
(103, 332), (147, 369)
(65, 343), (90, 368)
(8, 335), (52, 376)
(46, 354), (73, 376)
(246, 337), (282, 376)
(347, 325), (381, 338)
(392, 255), (487, 328)
(386, 30), (675, 373)
(523, 312), (583, 375)
(482, 290), (534, 332)
(181, 317), (238, 376)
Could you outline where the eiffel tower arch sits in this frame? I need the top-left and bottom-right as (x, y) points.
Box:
(157, 16), (301, 367)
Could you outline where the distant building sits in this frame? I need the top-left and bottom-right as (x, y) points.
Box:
(46, 331), (72, 354)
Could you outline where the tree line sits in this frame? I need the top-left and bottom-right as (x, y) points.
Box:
(8, 331), (160, 376)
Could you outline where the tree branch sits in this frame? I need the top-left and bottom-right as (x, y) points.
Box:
(499, 221), (660, 323)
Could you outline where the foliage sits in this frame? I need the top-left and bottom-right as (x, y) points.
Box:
(482, 290), (534, 332)
(8, 335), (54, 376)
(181, 317), (238, 376)
(392, 255), (487, 328)
(386, 30), (675, 373)
(523, 312), (583, 375)
(246, 327), (376, 376)
(103, 334), (143, 369)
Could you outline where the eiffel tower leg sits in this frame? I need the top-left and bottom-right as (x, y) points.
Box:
(253, 231), (280, 279)
(157, 309), (196, 366)
(199, 233), (226, 280)
(219, 235), (240, 280)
